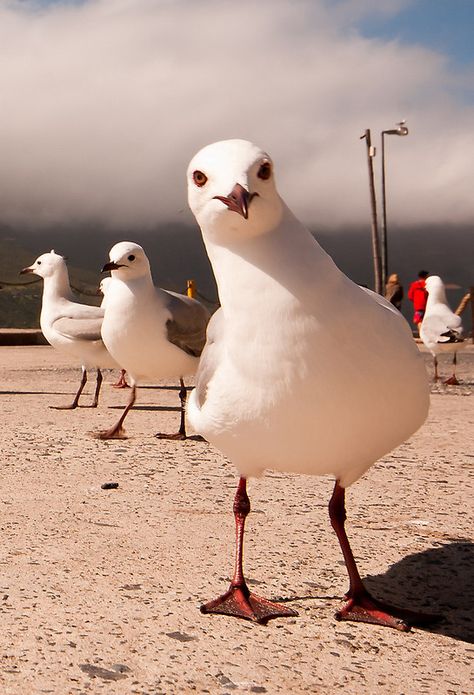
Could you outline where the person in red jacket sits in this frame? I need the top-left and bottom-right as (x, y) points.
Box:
(408, 270), (429, 334)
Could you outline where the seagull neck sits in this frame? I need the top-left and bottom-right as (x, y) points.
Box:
(426, 286), (447, 308)
(42, 267), (74, 302)
(204, 207), (337, 314)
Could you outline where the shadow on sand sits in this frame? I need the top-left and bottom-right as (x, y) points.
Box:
(362, 540), (474, 642)
(272, 541), (473, 642)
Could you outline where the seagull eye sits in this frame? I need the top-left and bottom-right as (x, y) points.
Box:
(37, 260), (42, 265)
(127, 254), (135, 262)
(257, 162), (272, 180)
(193, 170), (208, 187)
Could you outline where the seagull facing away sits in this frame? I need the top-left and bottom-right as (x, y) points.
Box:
(99, 241), (210, 439)
(420, 275), (465, 385)
(20, 250), (119, 409)
(99, 277), (129, 389)
(186, 139), (435, 631)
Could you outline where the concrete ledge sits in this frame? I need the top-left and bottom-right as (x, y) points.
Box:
(0, 329), (48, 346)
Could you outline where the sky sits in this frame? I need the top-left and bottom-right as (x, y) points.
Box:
(0, 0), (473, 231)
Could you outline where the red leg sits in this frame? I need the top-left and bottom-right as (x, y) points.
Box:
(51, 366), (87, 410)
(112, 369), (130, 389)
(200, 477), (298, 623)
(96, 384), (136, 439)
(155, 378), (188, 440)
(443, 352), (459, 385)
(329, 481), (440, 631)
(83, 368), (103, 408)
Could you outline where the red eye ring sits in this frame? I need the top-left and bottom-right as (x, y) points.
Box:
(257, 162), (272, 180)
(193, 170), (208, 187)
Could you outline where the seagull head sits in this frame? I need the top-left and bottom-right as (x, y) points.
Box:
(20, 249), (66, 279)
(424, 275), (445, 300)
(102, 241), (150, 280)
(187, 139), (284, 243)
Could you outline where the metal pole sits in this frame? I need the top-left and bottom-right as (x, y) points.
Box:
(471, 287), (474, 343)
(361, 129), (382, 295)
(380, 122), (409, 293)
(380, 132), (388, 291)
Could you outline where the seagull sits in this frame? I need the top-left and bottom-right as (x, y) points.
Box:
(420, 275), (465, 385)
(186, 139), (435, 631)
(99, 241), (210, 439)
(99, 277), (129, 389)
(20, 250), (119, 409)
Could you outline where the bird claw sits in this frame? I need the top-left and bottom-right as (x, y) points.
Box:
(335, 590), (441, 631)
(200, 584), (298, 624)
(155, 431), (187, 440)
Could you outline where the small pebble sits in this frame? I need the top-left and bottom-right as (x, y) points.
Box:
(101, 482), (119, 490)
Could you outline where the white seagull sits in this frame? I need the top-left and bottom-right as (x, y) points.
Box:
(186, 139), (436, 631)
(99, 241), (210, 439)
(420, 275), (465, 384)
(20, 250), (119, 409)
(99, 277), (129, 389)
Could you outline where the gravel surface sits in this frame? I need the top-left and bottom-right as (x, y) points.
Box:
(0, 344), (473, 694)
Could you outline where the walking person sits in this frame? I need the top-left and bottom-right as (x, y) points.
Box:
(408, 270), (429, 335)
(385, 273), (404, 310)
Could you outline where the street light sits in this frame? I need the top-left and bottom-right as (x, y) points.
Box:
(360, 128), (382, 295)
(380, 120), (409, 290)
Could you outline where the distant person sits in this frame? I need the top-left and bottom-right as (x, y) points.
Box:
(384, 273), (404, 310)
(408, 270), (429, 334)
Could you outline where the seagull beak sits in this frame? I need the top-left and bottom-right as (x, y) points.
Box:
(20, 266), (34, 275)
(102, 261), (125, 272)
(213, 183), (257, 220)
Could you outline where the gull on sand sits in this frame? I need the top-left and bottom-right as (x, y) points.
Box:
(99, 241), (210, 439)
(186, 138), (437, 631)
(420, 275), (466, 385)
(20, 250), (119, 409)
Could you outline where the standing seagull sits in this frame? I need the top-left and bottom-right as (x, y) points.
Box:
(99, 241), (210, 439)
(99, 277), (129, 389)
(20, 251), (119, 409)
(420, 275), (465, 384)
(186, 139), (435, 631)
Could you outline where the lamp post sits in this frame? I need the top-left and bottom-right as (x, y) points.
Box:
(360, 129), (382, 295)
(380, 121), (409, 290)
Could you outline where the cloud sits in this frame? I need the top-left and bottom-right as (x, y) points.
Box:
(0, 0), (473, 230)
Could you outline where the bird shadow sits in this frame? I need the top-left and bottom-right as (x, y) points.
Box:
(107, 405), (181, 412)
(139, 385), (184, 391)
(270, 541), (473, 642)
(0, 390), (66, 396)
(362, 540), (474, 642)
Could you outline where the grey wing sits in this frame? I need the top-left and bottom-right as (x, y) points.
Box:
(422, 313), (462, 344)
(53, 316), (103, 341)
(163, 290), (210, 357)
(194, 308), (223, 408)
(63, 301), (105, 321)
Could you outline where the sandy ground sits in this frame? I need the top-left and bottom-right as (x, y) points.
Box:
(0, 344), (473, 695)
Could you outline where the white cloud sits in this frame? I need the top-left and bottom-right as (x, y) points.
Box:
(0, 0), (473, 229)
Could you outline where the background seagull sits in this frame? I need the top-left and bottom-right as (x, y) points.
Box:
(99, 277), (129, 389)
(20, 250), (119, 409)
(186, 139), (435, 631)
(99, 241), (210, 439)
(420, 275), (466, 384)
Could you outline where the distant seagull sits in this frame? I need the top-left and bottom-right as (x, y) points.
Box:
(99, 241), (210, 439)
(20, 250), (119, 409)
(420, 275), (465, 384)
(99, 277), (129, 389)
(186, 139), (436, 631)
